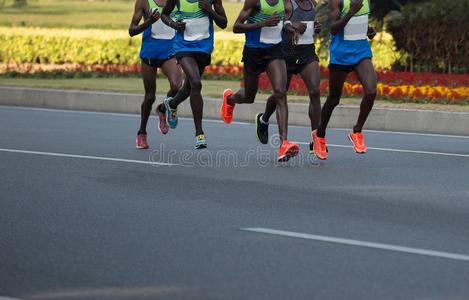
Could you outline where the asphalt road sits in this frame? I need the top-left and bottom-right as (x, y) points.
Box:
(1, 105), (469, 300)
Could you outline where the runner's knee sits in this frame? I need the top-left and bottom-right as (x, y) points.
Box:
(308, 86), (320, 100)
(272, 86), (287, 103)
(364, 86), (377, 99)
(189, 79), (202, 94)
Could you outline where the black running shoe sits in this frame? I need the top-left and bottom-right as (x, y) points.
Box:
(255, 113), (269, 144)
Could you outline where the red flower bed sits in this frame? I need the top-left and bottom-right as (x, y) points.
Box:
(2, 63), (467, 103)
(255, 73), (469, 103)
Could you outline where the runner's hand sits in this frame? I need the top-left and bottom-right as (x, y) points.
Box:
(284, 24), (299, 45)
(171, 20), (186, 32)
(367, 26), (376, 39)
(314, 21), (321, 34)
(349, 0), (363, 15)
(198, 0), (213, 14)
(294, 22), (307, 34)
(263, 14), (281, 27)
(149, 9), (160, 24)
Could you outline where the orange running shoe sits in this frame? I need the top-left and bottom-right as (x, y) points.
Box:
(277, 140), (299, 162)
(136, 133), (149, 149)
(348, 131), (367, 154)
(220, 89), (235, 124)
(312, 130), (328, 160)
(156, 104), (169, 135)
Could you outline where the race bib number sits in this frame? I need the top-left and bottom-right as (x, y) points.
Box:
(260, 22), (283, 44)
(184, 17), (210, 41)
(344, 15), (368, 41)
(297, 21), (314, 45)
(151, 19), (176, 40)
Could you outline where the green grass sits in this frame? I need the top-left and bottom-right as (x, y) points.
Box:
(0, 0), (243, 30)
(1, 77), (469, 112)
(0, 77), (242, 98)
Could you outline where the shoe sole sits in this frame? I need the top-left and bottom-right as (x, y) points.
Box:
(278, 146), (299, 162)
(255, 113), (268, 145)
(136, 138), (149, 149)
(348, 134), (367, 154)
(136, 144), (149, 149)
(313, 153), (327, 160)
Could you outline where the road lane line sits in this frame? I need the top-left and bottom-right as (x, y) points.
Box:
(330, 128), (469, 139)
(0, 296), (24, 300)
(241, 228), (469, 263)
(0, 148), (178, 166)
(295, 142), (469, 158)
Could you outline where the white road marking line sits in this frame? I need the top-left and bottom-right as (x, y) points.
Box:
(0, 296), (23, 300)
(330, 128), (469, 139)
(2, 105), (469, 139)
(241, 228), (469, 263)
(295, 142), (469, 158)
(0, 148), (178, 166)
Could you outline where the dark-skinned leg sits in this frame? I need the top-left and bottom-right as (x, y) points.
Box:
(316, 68), (348, 137)
(178, 56), (205, 136)
(138, 61), (157, 134)
(227, 68), (259, 105)
(352, 59), (377, 133)
(261, 73), (293, 124)
(265, 59), (288, 141)
(161, 58), (182, 98)
(170, 78), (191, 109)
(299, 61), (321, 131)
(156, 58), (182, 114)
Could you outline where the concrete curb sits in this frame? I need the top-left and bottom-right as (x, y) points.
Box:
(1, 86), (468, 136)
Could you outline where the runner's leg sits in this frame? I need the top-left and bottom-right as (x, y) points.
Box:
(316, 68), (348, 137)
(352, 58), (377, 133)
(265, 59), (288, 141)
(161, 58), (182, 99)
(178, 56), (205, 136)
(299, 61), (321, 131)
(138, 61), (157, 134)
(227, 67), (259, 105)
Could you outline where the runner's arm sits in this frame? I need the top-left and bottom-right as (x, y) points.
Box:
(162, 0), (186, 31)
(128, 0), (160, 37)
(283, 0), (298, 43)
(232, 0), (280, 33)
(199, 0), (228, 29)
(330, 0), (363, 35)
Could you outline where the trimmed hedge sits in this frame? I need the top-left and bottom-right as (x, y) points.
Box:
(0, 27), (244, 65)
(1, 26), (398, 69)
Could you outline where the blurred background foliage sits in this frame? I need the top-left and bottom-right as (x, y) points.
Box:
(315, 0), (468, 73)
(0, 0), (467, 73)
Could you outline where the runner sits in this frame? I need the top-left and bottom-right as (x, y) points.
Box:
(276, 0), (322, 154)
(220, 0), (299, 162)
(161, 0), (227, 149)
(312, 0), (377, 160)
(129, 0), (182, 149)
